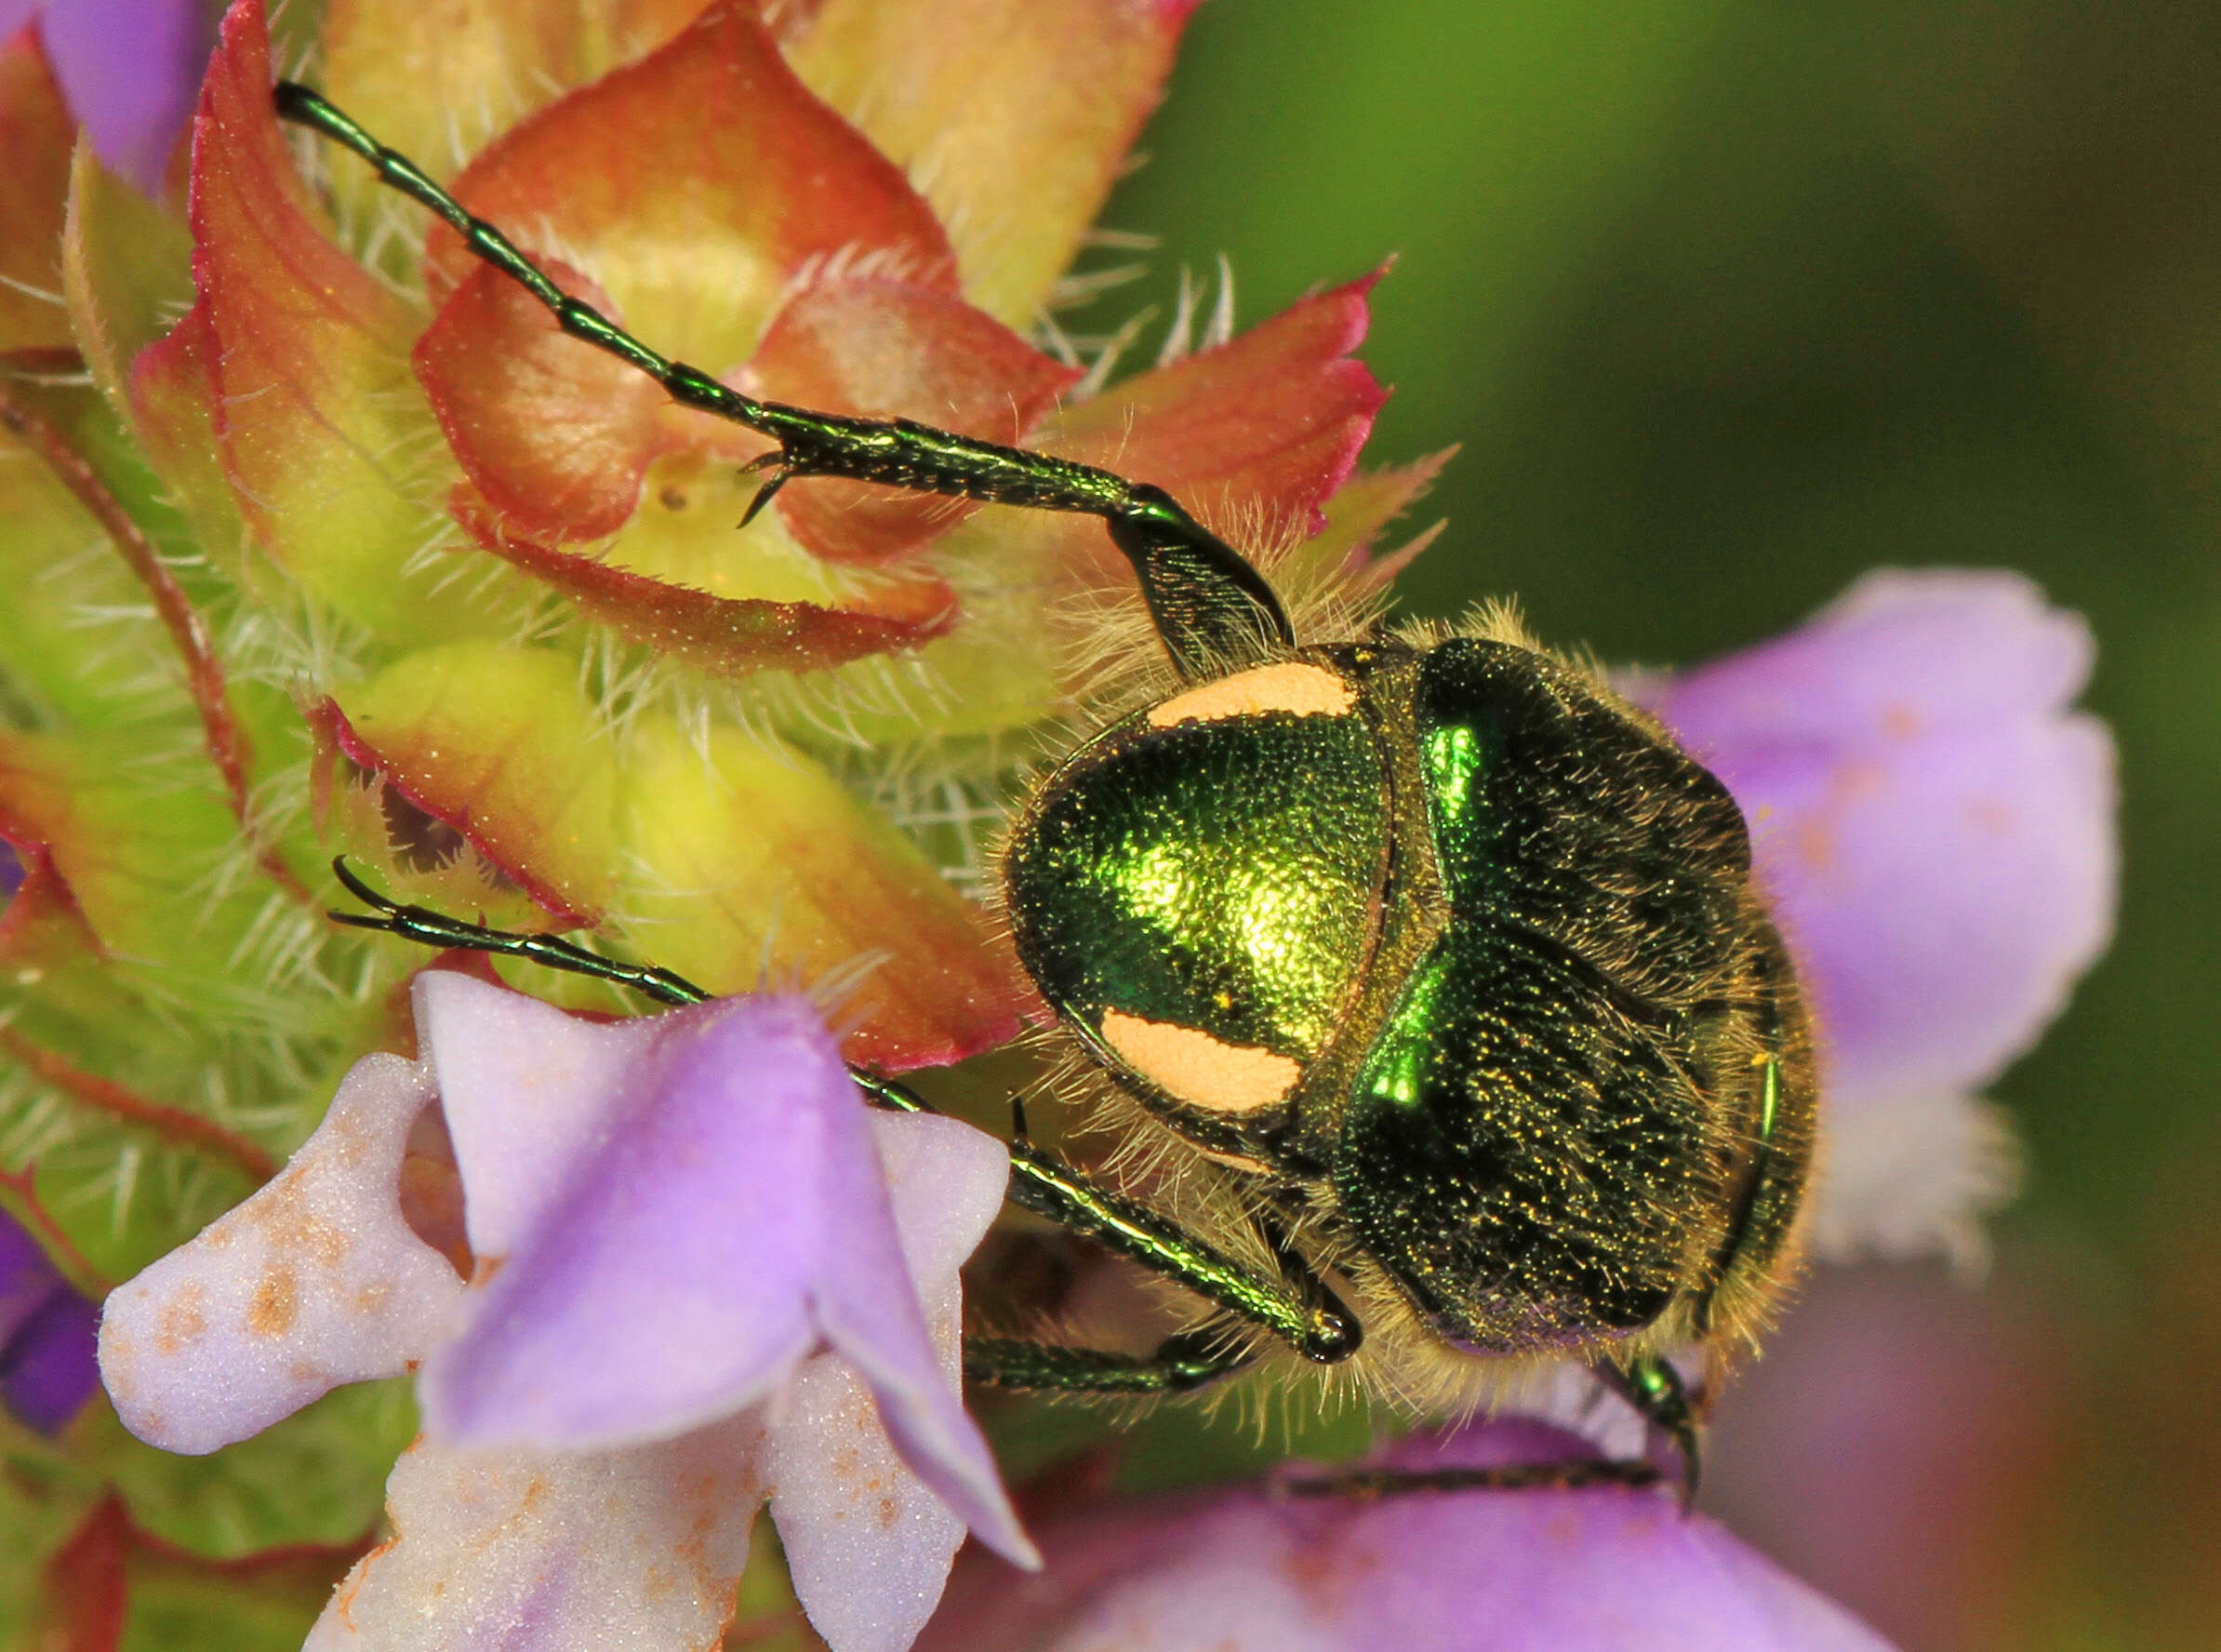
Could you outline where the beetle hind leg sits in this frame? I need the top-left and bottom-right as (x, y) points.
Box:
(964, 1328), (1254, 1395)
(1265, 1355), (1696, 1507)
(1602, 1352), (1704, 1508)
(1274, 1458), (1664, 1499)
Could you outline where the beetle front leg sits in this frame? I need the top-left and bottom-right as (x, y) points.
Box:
(273, 80), (1296, 681)
(749, 414), (1297, 677)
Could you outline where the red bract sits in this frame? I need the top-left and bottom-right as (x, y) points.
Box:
(450, 491), (962, 671)
(1047, 273), (1389, 544)
(0, 31), (76, 352)
(146, 0), (429, 626)
(746, 280), (1081, 562)
(410, 1), (986, 554)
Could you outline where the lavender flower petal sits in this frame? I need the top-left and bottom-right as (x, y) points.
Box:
(1631, 570), (2115, 1261)
(409, 970), (657, 1263)
(99, 1051), (462, 1453)
(769, 1110), (1039, 1652)
(418, 977), (1035, 1569)
(0, 1203), (60, 1346)
(769, 1339), (971, 1652)
(1, 1205), (96, 1432)
(33, 0), (211, 194)
(4, 1288), (98, 1432)
(805, 1109), (1037, 1570)
(419, 992), (852, 1447)
(919, 1419), (1899, 1652)
(304, 1419), (768, 1652)
(1642, 570), (2113, 1102)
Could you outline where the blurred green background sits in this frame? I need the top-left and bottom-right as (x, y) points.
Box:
(1102, 3), (2219, 1648)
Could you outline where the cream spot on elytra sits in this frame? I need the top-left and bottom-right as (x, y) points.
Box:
(1148, 661), (1354, 728)
(1098, 1009), (1299, 1113)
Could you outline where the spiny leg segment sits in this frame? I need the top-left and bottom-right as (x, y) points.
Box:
(272, 80), (1294, 680)
(1277, 1458), (1664, 1499)
(330, 858), (710, 1006)
(329, 860), (1356, 1394)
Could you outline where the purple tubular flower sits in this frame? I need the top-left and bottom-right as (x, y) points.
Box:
(100, 1049), (460, 1452)
(0, 839), (21, 900)
(0, 1205), (98, 1432)
(1629, 569), (2116, 1262)
(100, 971), (1031, 1652)
(916, 1419), (1899, 1652)
(3, 0), (213, 194)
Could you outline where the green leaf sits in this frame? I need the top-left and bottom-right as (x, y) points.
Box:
(89, 1380), (414, 1557)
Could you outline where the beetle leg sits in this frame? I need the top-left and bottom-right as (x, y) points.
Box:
(1098, 488), (1298, 677)
(854, 1072), (1363, 1367)
(1273, 1458), (1664, 1499)
(963, 1328), (1253, 1395)
(326, 858), (712, 1006)
(273, 81), (1295, 679)
(1268, 1365), (1686, 1504)
(1601, 1352), (1703, 1508)
(1005, 1135), (1362, 1364)
(329, 861), (1361, 1371)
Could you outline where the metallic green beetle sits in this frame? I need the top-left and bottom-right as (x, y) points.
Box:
(284, 79), (1817, 1485)
(998, 629), (1815, 1445)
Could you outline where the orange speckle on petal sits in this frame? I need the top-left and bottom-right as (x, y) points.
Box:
(247, 1268), (299, 1337)
(1829, 758), (1886, 800)
(1968, 798), (2015, 835)
(1792, 817), (1837, 874)
(156, 1284), (207, 1354)
(300, 1214), (351, 1266)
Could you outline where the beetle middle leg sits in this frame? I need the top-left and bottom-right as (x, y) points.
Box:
(327, 857), (712, 1006)
(856, 1069), (1362, 1382)
(333, 862), (1709, 1486)
(328, 860), (1361, 1391)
